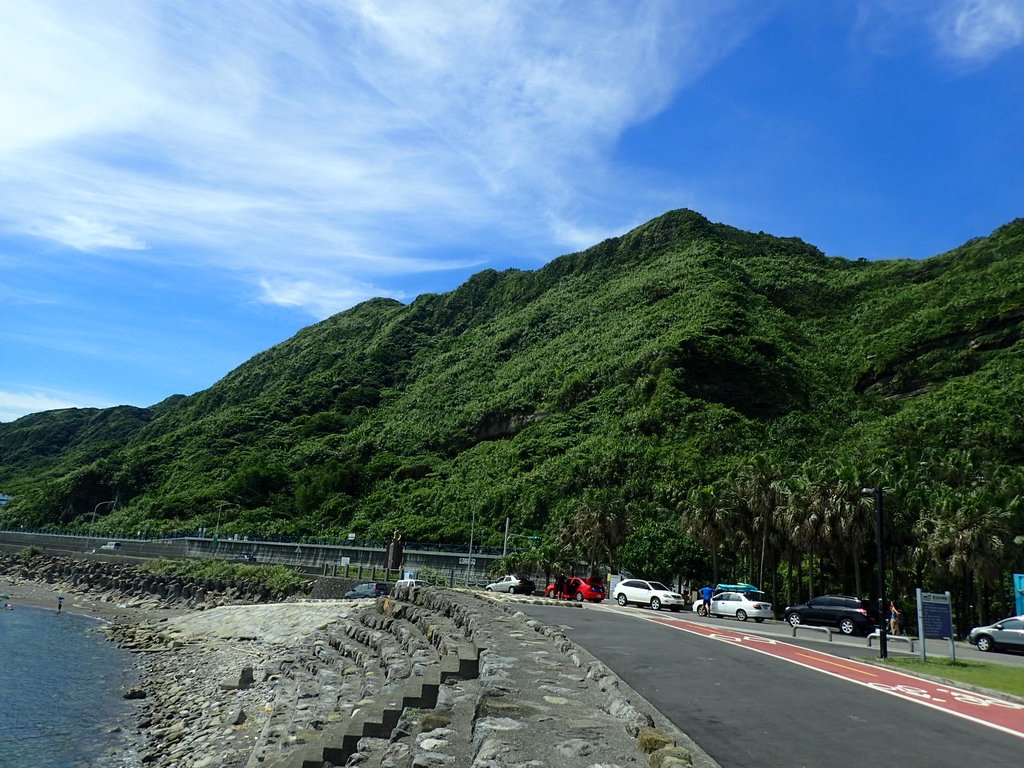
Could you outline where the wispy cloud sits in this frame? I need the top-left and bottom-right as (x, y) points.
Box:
(932, 0), (1024, 62)
(0, 1), (756, 318)
(855, 0), (1024, 64)
(0, 389), (114, 424)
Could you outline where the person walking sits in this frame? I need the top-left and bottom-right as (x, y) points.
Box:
(699, 585), (714, 616)
(56, 594), (64, 614)
(554, 573), (566, 600)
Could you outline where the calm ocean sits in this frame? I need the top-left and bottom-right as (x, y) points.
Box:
(0, 605), (138, 768)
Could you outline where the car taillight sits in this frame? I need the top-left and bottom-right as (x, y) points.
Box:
(856, 608), (867, 615)
(753, 603), (764, 609)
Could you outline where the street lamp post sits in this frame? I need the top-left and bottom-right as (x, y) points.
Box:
(864, 486), (888, 659)
(465, 508), (476, 585)
(91, 500), (116, 553)
(213, 501), (238, 555)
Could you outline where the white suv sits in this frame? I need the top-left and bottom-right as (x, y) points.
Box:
(613, 579), (685, 612)
(394, 578), (428, 590)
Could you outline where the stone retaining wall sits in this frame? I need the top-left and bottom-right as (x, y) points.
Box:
(0, 552), (310, 609)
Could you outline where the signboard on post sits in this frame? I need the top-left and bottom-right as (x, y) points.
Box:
(916, 589), (956, 661)
(1014, 574), (1024, 616)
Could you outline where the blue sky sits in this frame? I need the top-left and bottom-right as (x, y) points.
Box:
(1, 1), (1022, 423)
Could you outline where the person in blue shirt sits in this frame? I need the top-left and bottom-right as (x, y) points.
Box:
(700, 585), (714, 615)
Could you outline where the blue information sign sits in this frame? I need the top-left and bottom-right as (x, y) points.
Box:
(920, 592), (953, 639)
(1015, 574), (1024, 616)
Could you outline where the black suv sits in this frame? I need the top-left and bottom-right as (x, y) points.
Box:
(344, 581), (393, 599)
(783, 595), (879, 636)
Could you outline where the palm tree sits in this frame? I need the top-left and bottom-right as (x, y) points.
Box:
(556, 488), (626, 577)
(677, 483), (733, 584)
(826, 461), (874, 596)
(733, 454), (783, 589)
(779, 461), (833, 599)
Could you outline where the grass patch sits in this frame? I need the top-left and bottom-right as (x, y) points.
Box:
(881, 656), (1024, 699)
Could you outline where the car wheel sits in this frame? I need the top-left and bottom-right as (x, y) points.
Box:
(697, 604), (708, 617)
(754, 618), (765, 623)
(736, 609), (748, 622)
(507, 586), (516, 594)
(839, 618), (856, 635)
(651, 597), (662, 611)
(786, 612), (801, 627)
(575, 591), (585, 602)
(616, 594), (628, 607)
(485, 586), (493, 592)
(976, 635), (994, 652)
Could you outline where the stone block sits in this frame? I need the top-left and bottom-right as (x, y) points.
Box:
(649, 746), (693, 768)
(636, 727), (674, 753)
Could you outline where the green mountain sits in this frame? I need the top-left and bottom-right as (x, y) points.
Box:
(2, 209), (1023, 612)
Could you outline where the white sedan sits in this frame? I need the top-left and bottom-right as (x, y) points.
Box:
(612, 579), (686, 612)
(695, 590), (772, 622)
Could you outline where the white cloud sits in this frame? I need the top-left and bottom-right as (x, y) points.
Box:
(258, 277), (409, 319)
(934, 0), (1024, 61)
(856, 0), (1024, 63)
(25, 215), (148, 252)
(0, 389), (115, 424)
(0, 1), (756, 317)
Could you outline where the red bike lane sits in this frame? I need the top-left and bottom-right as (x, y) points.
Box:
(647, 614), (1024, 739)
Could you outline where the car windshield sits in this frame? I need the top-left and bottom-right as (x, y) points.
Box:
(649, 582), (670, 591)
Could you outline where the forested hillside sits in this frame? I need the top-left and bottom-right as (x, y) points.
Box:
(2, 209), (1023, 622)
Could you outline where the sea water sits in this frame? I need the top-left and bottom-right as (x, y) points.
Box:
(0, 605), (137, 768)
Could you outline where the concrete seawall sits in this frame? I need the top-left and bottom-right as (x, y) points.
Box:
(1, 551), (717, 768)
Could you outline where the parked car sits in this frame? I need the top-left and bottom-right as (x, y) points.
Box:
(545, 576), (606, 602)
(783, 595), (879, 635)
(698, 590), (773, 623)
(967, 615), (1024, 653)
(485, 574), (536, 594)
(613, 579), (686, 611)
(693, 582), (762, 616)
(344, 581), (393, 599)
(99, 541), (121, 551)
(393, 578), (429, 591)
(233, 553), (256, 562)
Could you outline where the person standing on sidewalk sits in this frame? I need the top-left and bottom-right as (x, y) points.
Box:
(700, 585), (714, 615)
(889, 600), (902, 634)
(554, 573), (566, 600)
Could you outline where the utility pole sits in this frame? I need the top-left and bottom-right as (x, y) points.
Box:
(868, 487), (888, 659)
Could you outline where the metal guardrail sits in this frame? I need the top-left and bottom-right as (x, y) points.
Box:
(791, 624), (833, 641)
(867, 631), (916, 652)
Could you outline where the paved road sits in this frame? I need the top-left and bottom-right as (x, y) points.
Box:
(517, 603), (1023, 768)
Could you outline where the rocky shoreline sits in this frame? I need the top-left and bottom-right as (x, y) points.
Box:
(2, 554), (715, 768)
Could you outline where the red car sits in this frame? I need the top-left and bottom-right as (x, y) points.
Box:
(545, 576), (606, 602)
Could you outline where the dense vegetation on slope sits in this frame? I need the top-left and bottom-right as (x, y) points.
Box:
(2, 210), (1022, 625)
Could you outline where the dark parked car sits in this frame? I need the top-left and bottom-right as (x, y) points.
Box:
(783, 595), (879, 636)
(967, 615), (1024, 653)
(344, 581), (393, 599)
